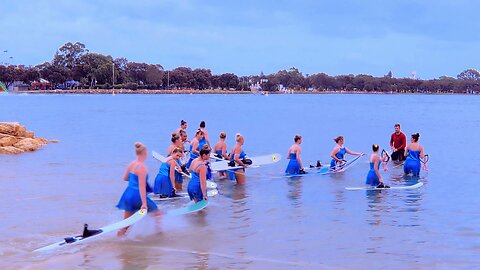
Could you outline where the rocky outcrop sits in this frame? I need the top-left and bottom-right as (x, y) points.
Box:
(0, 122), (58, 154)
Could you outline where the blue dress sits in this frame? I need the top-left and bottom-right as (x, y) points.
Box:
(215, 149), (226, 174)
(186, 142), (200, 169)
(229, 150), (246, 180)
(199, 137), (207, 149)
(365, 160), (381, 186)
(116, 171), (157, 212)
(188, 163), (206, 201)
(285, 152), (301, 174)
(167, 154), (183, 184)
(153, 162), (175, 196)
(330, 147), (347, 168)
(404, 149), (421, 176)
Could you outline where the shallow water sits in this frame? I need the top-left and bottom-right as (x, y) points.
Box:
(1, 93), (479, 269)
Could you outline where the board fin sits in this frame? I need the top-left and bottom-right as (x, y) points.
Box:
(82, 224), (103, 238)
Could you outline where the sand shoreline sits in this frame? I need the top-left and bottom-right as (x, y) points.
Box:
(11, 89), (468, 95)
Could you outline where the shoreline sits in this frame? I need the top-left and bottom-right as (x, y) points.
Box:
(11, 89), (474, 95)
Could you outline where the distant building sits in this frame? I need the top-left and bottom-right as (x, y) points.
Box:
(31, 78), (53, 90)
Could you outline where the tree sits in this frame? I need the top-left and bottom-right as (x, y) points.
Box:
(217, 73), (239, 90)
(53, 42), (88, 79)
(126, 62), (148, 85)
(457, 69), (480, 81)
(77, 53), (113, 87)
(192, 68), (212, 90)
(0, 65), (17, 88)
(114, 57), (129, 84)
(36, 62), (69, 85)
(170, 67), (195, 88)
(145, 64), (164, 87)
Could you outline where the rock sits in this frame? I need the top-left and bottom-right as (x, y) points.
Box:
(0, 122), (57, 154)
(0, 146), (25, 154)
(0, 122), (21, 135)
(13, 138), (46, 151)
(0, 135), (19, 147)
(25, 131), (35, 138)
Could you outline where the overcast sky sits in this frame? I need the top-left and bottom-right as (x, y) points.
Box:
(1, 0), (479, 78)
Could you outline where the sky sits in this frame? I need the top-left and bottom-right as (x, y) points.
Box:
(1, 0), (479, 79)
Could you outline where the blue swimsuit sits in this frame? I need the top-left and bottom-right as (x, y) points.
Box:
(365, 159), (381, 186)
(153, 161), (175, 197)
(330, 147), (347, 168)
(404, 148), (421, 176)
(186, 141), (201, 169)
(188, 163), (206, 201)
(116, 166), (157, 212)
(229, 150), (246, 180)
(285, 152), (301, 174)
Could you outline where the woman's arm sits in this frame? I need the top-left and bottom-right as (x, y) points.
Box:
(204, 130), (210, 146)
(234, 148), (246, 167)
(137, 164), (148, 210)
(192, 140), (200, 155)
(330, 147), (341, 161)
(296, 147), (303, 168)
(373, 156), (383, 183)
(222, 143), (228, 159)
(168, 160), (177, 191)
(346, 148), (363, 156)
(404, 145), (409, 158)
(199, 165), (208, 200)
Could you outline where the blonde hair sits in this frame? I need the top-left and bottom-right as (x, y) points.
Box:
(134, 142), (146, 155)
(235, 133), (243, 142)
(220, 131), (226, 139)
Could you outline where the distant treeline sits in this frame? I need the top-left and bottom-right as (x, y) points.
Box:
(1, 42), (480, 93)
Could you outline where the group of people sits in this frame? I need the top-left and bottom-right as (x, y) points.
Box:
(285, 123), (427, 188)
(115, 121), (426, 235)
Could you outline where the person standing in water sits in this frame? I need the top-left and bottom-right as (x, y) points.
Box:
(366, 144), (389, 188)
(154, 148), (182, 197)
(213, 132), (229, 179)
(404, 133), (425, 176)
(166, 133), (185, 190)
(188, 145), (211, 202)
(285, 134), (304, 174)
(198, 121), (210, 148)
(116, 142), (160, 236)
(330, 136), (364, 170)
(186, 129), (204, 169)
(390, 123), (407, 162)
(229, 133), (249, 184)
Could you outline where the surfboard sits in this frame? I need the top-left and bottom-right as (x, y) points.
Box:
(33, 209), (147, 252)
(33, 201), (209, 252)
(345, 182), (424, 191)
(148, 189), (219, 201)
(152, 150), (217, 189)
(211, 153), (282, 171)
(282, 155), (363, 178)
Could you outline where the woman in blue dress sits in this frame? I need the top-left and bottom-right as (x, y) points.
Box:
(330, 136), (364, 170)
(188, 145), (211, 202)
(198, 121), (210, 148)
(229, 133), (249, 184)
(116, 142), (160, 236)
(213, 131), (229, 179)
(167, 133), (186, 190)
(365, 144), (389, 188)
(186, 129), (204, 169)
(285, 134), (304, 175)
(403, 133), (425, 176)
(154, 148), (182, 198)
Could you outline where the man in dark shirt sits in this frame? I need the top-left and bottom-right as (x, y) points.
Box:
(390, 123), (406, 162)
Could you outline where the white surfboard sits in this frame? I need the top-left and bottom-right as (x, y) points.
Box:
(345, 182), (424, 191)
(152, 150), (217, 189)
(148, 189), (219, 201)
(33, 209), (147, 252)
(34, 200), (209, 252)
(211, 153), (282, 171)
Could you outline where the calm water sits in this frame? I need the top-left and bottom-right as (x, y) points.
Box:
(0, 93), (479, 269)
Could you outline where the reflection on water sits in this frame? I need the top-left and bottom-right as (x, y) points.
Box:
(1, 94), (480, 268)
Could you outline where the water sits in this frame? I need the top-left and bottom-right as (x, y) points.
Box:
(1, 94), (479, 269)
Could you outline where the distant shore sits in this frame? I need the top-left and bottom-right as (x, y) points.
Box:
(12, 89), (469, 95)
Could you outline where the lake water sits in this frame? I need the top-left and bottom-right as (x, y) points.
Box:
(0, 93), (479, 269)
